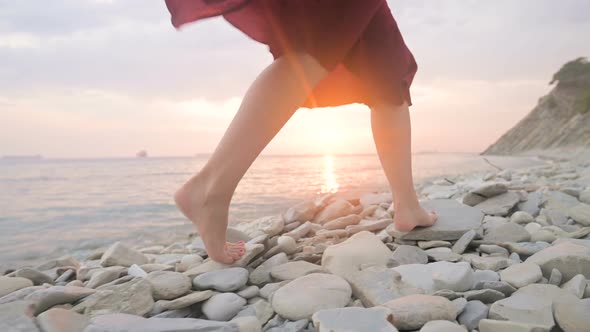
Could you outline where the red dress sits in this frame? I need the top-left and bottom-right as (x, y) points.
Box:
(165, 0), (418, 108)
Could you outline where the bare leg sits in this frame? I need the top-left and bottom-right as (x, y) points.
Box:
(371, 102), (437, 232)
(175, 53), (328, 263)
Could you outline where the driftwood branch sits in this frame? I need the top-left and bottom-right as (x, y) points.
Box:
(482, 157), (503, 171)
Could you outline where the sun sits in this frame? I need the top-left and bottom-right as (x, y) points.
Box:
(315, 127), (344, 153)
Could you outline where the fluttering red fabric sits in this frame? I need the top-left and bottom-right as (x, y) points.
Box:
(165, 0), (418, 108)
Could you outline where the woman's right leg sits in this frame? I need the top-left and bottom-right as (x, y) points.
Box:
(175, 53), (328, 264)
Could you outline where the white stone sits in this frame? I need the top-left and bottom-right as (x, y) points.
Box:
(100, 242), (148, 267)
(128, 264), (148, 278)
(420, 320), (467, 332)
(479, 319), (548, 332)
(392, 264), (435, 293)
(431, 261), (475, 292)
(387, 200), (484, 241)
(270, 261), (324, 281)
(193, 267), (249, 292)
(283, 199), (318, 224)
(321, 231), (391, 281)
(554, 298), (590, 332)
(499, 263), (542, 288)
(276, 236), (297, 255)
(237, 286), (259, 299)
(14, 268), (53, 286)
(86, 270), (121, 289)
(457, 300), (488, 331)
(146, 271), (191, 300)
(380, 294), (457, 330)
(85, 313), (238, 332)
(360, 192), (393, 209)
(271, 273), (351, 320)
(236, 215), (285, 238)
(312, 307), (397, 332)
(525, 242), (590, 280)
(0, 276), (33, 298)
(37, 308), (89, 332)
(313, 199), (356, 224)
(569, 203), (590, 226)
(489, 293), (554, 330)
(231, 316), (261, 332)
(348, 266), (424, 307)
(157, 290), (215, 311)
(202, 293), (247, 321)
(475, 192), (520, 216)
(472, 182), (508, 198)
(25, 286), (96, 315)
(390, 245), (428, 266)
(249, 253), (288, 286)
(73, 279), (154, 317)
(0, 301), (39, 332)
(524, 222), (542, 234)
(511, 211), (534, 224)
(483, 222), (530, 243)
(561, 274), (587, 298)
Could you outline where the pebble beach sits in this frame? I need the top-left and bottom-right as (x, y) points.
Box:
(1, 152), (590, 332)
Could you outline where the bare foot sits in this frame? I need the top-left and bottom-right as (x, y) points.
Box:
(393, 205), (438, 232)
(174, 175), (245, 264)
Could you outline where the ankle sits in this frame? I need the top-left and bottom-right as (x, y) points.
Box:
(188, 171), (233, 203)
(393, 197), (421, 211)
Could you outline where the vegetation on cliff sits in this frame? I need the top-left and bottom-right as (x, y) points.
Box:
(483, 57), (590, 155)
(550, 57), (590, 114)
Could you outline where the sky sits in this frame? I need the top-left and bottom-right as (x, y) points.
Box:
(0, 0), (589, 158)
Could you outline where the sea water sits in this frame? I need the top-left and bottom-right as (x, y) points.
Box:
(0, 153), (537, 268)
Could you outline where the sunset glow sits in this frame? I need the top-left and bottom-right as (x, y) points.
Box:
(1, 1), (589, 158)
(320, 154), (340, 194)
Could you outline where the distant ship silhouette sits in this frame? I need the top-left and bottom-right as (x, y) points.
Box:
(136, 150), (148, 158)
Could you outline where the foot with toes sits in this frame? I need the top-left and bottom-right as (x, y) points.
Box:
(393, 205), (438, 232)
(174, 175), (245, 264)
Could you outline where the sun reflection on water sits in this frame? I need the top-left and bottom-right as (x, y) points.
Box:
(320, 154), (340, 194)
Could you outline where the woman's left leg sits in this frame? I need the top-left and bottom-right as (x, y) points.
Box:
(370, 101), (437, 232)
(175, 53), (329, 264)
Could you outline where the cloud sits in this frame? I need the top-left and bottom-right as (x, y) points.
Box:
(0, 32), (40, 49)
(0, 0), (588, 156)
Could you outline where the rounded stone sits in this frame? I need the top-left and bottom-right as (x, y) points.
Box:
(321, 231), (391, 280)
(390, 245), (428, 266)
(0, 276), (34, 298)
(554, 298), (590, 332)
(100, 242), (148, 267)
(146, 271), (191, 300)
(14, 268), (54, 286)
(236, 285), (259, 299)
(499, 263), (542, 288)
(277, 236), (297, 254)
(202, 293), (247, 321)
(193, 267), (249, 292)
(524, 222), (542, 234)
(510, 211), (534, 224)
(420, 320), (467, 332)
(381, 294), (457, 330)
(270, 261), (324, 281)
(431, 261), (474, 292)
(271, 273), (352, 320)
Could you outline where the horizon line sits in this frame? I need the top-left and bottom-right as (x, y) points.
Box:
(0, 150), (484, 161)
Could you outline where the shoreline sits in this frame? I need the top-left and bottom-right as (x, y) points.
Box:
(1, 150), (589, 330)
(1, 153), (542, 270)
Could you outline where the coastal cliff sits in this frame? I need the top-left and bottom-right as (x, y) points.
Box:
(483, 57), (590, 155)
